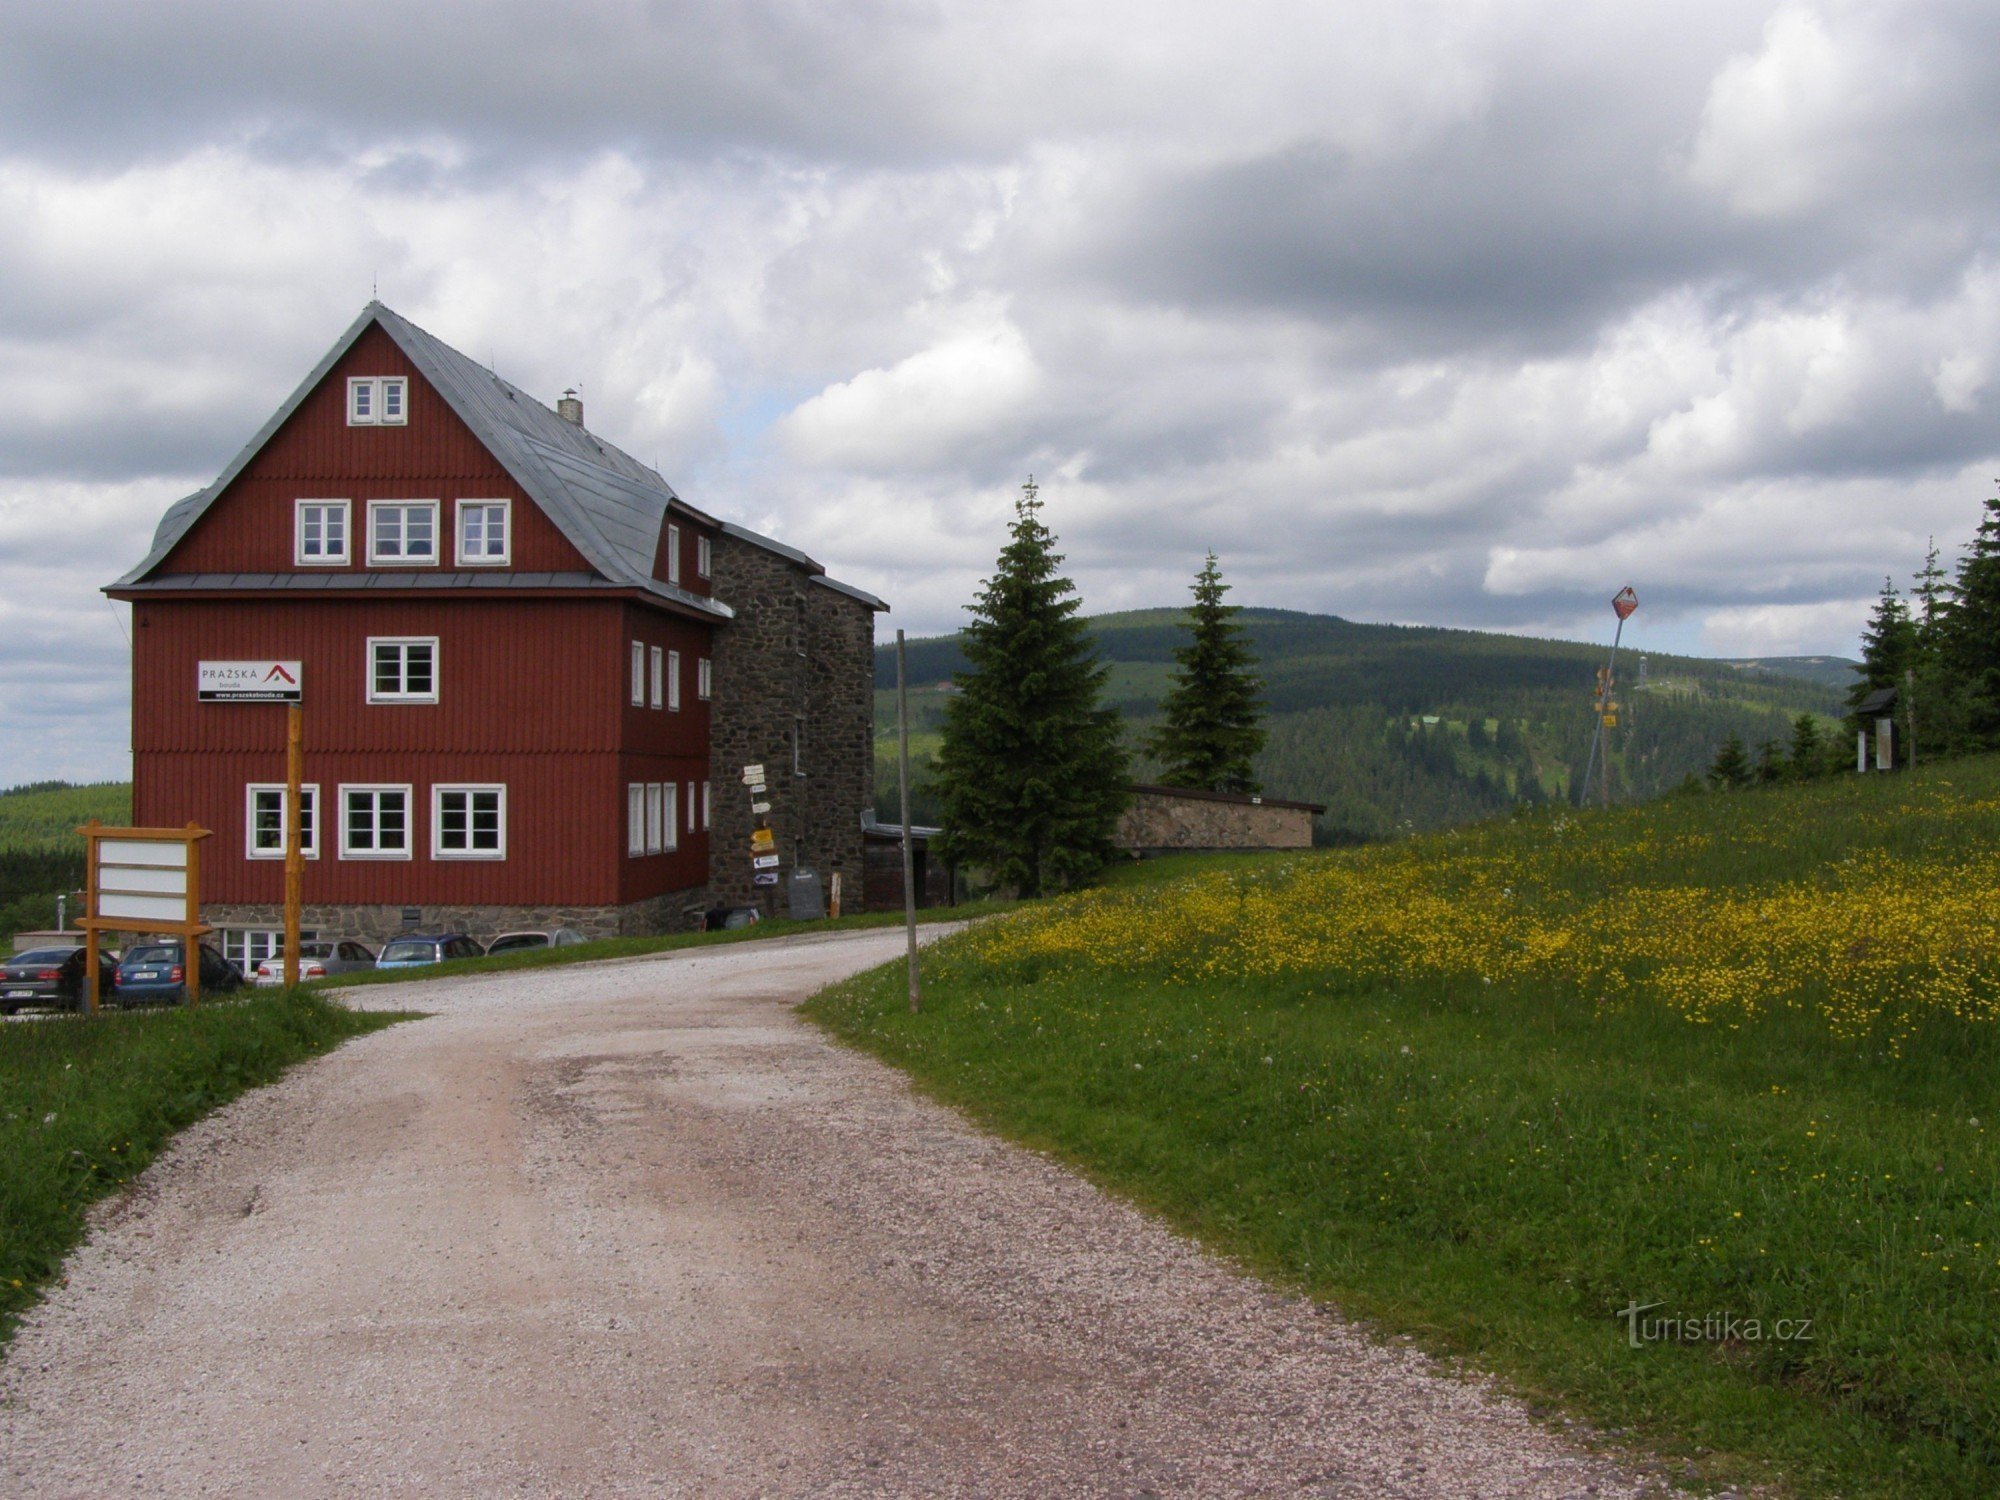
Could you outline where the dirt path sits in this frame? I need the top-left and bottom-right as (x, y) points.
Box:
(0, 928), (1682, 1498)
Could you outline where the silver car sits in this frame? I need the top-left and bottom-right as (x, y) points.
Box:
(253, 939), (379, 986)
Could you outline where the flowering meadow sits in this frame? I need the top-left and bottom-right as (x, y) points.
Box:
(809, 759), (2000, 1499)
(943, 773), (2000, 1046)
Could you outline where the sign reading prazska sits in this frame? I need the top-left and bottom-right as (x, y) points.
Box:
(198, 661), (303, 703)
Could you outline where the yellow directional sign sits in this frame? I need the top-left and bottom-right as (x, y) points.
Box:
(750, 828), (776, 852)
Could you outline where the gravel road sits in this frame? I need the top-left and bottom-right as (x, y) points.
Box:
(0, 927), (1686, 1498)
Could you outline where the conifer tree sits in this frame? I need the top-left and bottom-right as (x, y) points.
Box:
(1707, 733), (1751, 790)
(1913, 537), (1952, 648)
(931, 479), (1129, 897)
(1906, 536), (1964, 758)
(1787, 712), (1824, 779)
(1846, 578), (1917, 731)
(1943, 493), (2000, 745)
(1150, 553), (1266, 794)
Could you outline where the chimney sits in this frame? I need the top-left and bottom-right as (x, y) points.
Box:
(557, 388), (584, 426)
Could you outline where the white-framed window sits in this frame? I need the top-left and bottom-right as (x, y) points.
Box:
(697, 534), (711, 579)
(698, 656), (712, 700)
(456, 500), (510, 566)
(630, 641), (644, 706)
(367, 500), (438, 564)
(666, 523), (681, 584)
(368, 637), (438, 703)
(667, 650), (681, 711)
(627, 783), (645, 856)
(701, 780), (710, 830)
(644, 781), (663, 854)
(295, 501), (350, 566)
(686, 781), (695, 834)
(341, 785), (412, 859)
(659, 781), (679, 851)
(246, 783), (320, 860)
(433, 785), (506, 859)
(221, 928), (315, 971)
(348, 376), (408, 426)
(650, 645), (664, 710)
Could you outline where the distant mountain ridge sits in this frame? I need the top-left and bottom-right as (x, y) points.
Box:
(875, 608), (1851, 842)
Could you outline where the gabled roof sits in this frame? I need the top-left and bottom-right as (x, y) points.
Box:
(114, 302), (887, 614)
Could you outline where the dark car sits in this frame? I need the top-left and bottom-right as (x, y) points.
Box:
(485, 928), (586, 955)
(114, 942), (244, 1005)
(1, 946), (121, 1014)
(375, 932), (485, 970)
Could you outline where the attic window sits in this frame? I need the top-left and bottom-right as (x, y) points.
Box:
(348, 377), (408, 427)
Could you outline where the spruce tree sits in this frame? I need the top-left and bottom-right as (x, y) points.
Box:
(1787, 712), (1824, 780)
(1943, 493), (2000, 745)
(1846, 578), (1917, 732)
(1149, 553), (1266, 794)
(1908, 536), (1962, 758)
(931, 479), (1129, 897)
(1707, 734), (1751, 790)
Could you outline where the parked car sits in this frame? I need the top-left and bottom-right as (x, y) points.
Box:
(1, 946), (120, 1013)
(484, 928), (587, 955)
(702, 906), (763, 931)
(252, 939), (379, 987)
(375, 932), (485, 970)
(113, 942), (244, 1005)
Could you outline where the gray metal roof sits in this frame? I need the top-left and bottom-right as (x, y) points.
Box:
(113, 302), (885, 615)
(118, 571), (625, 594)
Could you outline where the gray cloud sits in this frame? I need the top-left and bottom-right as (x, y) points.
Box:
(5, 1), (2000, 778)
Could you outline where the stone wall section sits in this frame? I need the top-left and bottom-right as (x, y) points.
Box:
(705, 536), (876, 913)
(203, 886), (714, 950)
(1115, 791), (1315, 853)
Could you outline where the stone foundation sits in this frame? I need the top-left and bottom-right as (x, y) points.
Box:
(202, 887), (713, 951)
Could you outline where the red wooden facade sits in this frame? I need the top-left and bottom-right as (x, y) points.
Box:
(112, 310), (728, 926)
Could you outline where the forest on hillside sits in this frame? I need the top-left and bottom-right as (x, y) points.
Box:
(876, 609), (1847, 842)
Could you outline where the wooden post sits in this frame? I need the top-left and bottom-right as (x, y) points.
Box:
(82, 819), (101, 1016)
(284, 703), (303, 986)
(1905, 667), (1917, 772)
(896, 630), (921, 1014)
(185, 822), (203, 1005)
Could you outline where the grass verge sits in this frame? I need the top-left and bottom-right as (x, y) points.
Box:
(805, 762), (2000, 1499)
(0, 991), (409, 1352)
(322, 899), (1009, 990)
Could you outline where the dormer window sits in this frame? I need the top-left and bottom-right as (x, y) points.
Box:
(348, 377), (408, 426)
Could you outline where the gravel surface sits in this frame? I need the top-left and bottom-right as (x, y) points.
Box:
(0, 927), (1689, 1498)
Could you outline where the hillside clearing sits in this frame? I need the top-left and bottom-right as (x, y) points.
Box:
(807, 758), (2000, 1499)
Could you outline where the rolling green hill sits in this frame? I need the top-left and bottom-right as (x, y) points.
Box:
(0, 781), (131, 943)
(874, 608), (1851, 840)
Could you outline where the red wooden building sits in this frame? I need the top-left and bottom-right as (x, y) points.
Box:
(108, 304), (884, 969)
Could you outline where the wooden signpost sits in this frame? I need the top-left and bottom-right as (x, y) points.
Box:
(76, 821), (212, 1013)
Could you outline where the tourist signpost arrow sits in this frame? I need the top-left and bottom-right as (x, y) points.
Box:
(743, 763), (777, 902)
(1579, 586), (1638, 809)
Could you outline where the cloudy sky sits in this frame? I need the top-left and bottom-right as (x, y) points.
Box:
(5, 0), (1998, 783)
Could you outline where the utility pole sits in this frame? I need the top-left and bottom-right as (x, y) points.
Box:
(283, 703), (303, 987)
(1905, 666), (1917, 772)
(896, 630), (921, 1013)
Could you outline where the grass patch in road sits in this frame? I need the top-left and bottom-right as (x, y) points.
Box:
(806, 760), (2000, 1500)
(322, 900), (1008, 991)
(0, 991), (408, 1353)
